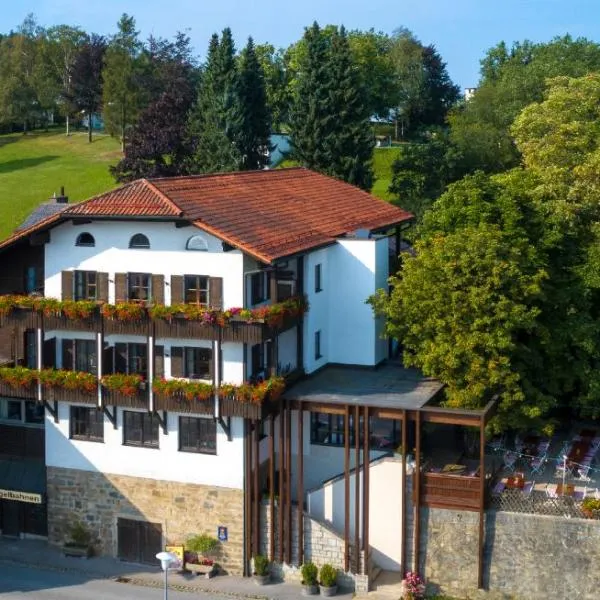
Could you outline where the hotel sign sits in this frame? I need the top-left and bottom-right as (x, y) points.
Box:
(0, 489), (43, 504)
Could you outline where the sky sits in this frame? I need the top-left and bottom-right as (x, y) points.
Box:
(5, 0), (600, 89)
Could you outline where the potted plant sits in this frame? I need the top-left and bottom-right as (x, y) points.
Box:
(301, 562), (319, 596)
(63, 521), (93, 558)
(400, 571), (426, 600)
(581, 497), (600, 518)
(252, 554), (270, 585)
(319, 563), (338, 597)
(185, 533), (219, 577)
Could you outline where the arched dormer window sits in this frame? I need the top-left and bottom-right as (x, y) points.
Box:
(129, 233), (150, 249)
(75, 232), (95, 247)
(186, 234), (209, 251)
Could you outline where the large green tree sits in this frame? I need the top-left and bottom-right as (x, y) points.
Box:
(236, 37), (271, 170)
(290, 23), (374, 190)
(102, 14), (143, 151)
(187, 29), (242, 173)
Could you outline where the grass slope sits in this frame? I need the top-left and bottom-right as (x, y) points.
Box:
(0, 130), (121, 239)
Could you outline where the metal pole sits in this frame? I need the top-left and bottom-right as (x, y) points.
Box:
(164, 566), (168, 600)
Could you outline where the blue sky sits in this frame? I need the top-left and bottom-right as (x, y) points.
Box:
(7, 0), (600, 88)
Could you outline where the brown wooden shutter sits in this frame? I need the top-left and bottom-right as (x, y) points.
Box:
(154, 345), (164, 379)
(209, 277), (223, 309)
(170, 275), (184, 304)
(151, 275), (164, 305)
(115, 343), (128, 373)
(61, 271), (73, 300)
(43, 337), (56, 369)
(171, 346), (184, 377)
(62, 339), (74, 371)
(97, 272), (109, 302)
(103, 345), (114, 375)
(115, 273), (128, 302)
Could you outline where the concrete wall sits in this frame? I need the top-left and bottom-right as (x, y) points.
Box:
(45, 220), (245, 307)
(420, 506), (600, 600)
(47, 466), (244, 574)
(45, 402), (245, 489)
(307, 457), (404, 572)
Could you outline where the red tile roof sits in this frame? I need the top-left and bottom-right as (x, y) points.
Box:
(1, 168), (412, 262)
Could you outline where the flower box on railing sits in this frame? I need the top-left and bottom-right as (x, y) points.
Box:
(154, 393), (215, 415)
(0, 379), (37, 400)
(48, 386), (98, 405)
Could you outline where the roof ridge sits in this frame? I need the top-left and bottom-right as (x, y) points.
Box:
(63, 179), (139, 215)
(149, 166), (308, 184)
(141, 179), (184, 216)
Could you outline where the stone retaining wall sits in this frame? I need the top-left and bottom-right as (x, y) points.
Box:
(46, 466), (244, 574)
(260, 504), (368, 592)
(420, 507), (600, 600)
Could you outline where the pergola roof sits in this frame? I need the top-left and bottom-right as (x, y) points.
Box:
(284, 361), (444, 410)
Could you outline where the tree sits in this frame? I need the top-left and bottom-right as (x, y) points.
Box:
(43, 25), (87, 135)
(102, 14), (143, 151)
(255, 43), (291, 131)
(236, 37), (271, 170)
(187, 28), (242, 173)
(69, 34), (106, 142)
(290, 23), (374, 190)
(111, 32), (197, 181)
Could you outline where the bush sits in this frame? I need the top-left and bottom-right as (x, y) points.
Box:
(319, 563), (337, 587)
(186, 533), (219, 556)
(582, 497), (600, 511)
(253, 554), (270, 576)
(69, 521), (92, 547)
(301, 562), (318, 585)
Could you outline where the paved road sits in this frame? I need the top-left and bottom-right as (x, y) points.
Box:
(0, 562), (223, 599)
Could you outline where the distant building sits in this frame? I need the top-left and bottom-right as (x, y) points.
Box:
(464, 87), (478, 101)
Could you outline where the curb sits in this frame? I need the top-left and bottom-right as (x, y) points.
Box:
(0, 557), (268, 599)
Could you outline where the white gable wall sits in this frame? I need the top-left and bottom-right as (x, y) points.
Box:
(44, 220), (245, 307)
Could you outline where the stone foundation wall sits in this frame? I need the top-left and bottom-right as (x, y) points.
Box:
(46, 466), (244, 574)
(420, 507), (600, 600)
(260, 504), (368, 593)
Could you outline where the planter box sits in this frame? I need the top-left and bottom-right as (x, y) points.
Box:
(102, 388), (148, 409)
(0, 381), (37, 400)
(63, 544), (91, 558)
(48, 386), (97, 405)
(185, 563), (217, 578)
(154, 394), (214, 415)
(103, 318), (149, 336)
(44, 314), (99, 333)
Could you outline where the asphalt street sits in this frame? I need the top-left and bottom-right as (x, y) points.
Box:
(0, 562), (223, 599)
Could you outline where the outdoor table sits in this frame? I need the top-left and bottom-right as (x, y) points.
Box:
(506, 475), (525, 489)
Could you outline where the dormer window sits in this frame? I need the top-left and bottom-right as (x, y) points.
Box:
(186, 235), (209, 251)
(129, 233), (150, 249)
(75, 232), (95, 247)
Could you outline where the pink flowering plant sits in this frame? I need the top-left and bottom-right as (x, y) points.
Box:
(401, 571), (426, 600)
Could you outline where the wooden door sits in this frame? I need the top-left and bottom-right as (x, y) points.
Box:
(117, 518), (162, 564)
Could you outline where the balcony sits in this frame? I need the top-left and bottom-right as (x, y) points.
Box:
(0, 296), (307, 343)
(154, 392), (214, 415)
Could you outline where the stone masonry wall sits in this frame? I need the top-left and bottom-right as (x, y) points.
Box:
(47, 466), (244, 574)
(260, 504), (368, 593)
(420, 507), (600, 600)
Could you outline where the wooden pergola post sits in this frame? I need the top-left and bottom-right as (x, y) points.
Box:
(413, 410), (421, 573)
(344, 405), (350, 572)
(278, 409), (284, 563)
(354, 405), (360, 573)
(285, 402), (292, 564)
(478, 415), (486, 589)
(401, 409), (407, 576)
(269, 414), (275, 562)
(297, 402), (304, 565)
(252, 420), (260, 558)
(362, 406), (370, 574)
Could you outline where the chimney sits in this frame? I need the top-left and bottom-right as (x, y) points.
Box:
(55, 186), (69, 204)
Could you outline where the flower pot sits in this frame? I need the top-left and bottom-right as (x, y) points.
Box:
(253, 574), (271, 586)
(320, 584), (337, 597)
(302, 583), (319, 595)
(63, 543), (91, 558)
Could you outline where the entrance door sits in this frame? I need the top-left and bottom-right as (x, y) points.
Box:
(1, 501), (21, 537)
(117, 518), (162, 564)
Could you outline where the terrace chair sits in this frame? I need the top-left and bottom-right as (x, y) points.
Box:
(575, 465), (593, 483)
(554, 455), (572, 478)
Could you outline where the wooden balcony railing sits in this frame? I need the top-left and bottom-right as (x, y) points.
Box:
(420, 471), (483, 511)
(0, 296), (307, 344)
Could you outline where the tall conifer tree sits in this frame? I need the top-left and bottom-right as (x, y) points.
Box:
(290, 23), (374, 190)
(237, 37), (271, 170)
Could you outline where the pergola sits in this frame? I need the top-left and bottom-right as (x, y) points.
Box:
(245, 360), (497, 589)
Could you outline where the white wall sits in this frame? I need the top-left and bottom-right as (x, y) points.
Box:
(45, 221), (245, 308)
(45, 403), (245, 489)
(307, 456), (404, 571)
(302, 237), (388, 372)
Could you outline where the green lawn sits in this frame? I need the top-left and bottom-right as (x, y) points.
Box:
(372, 146), (401, 201)
(0, 130), (121, 239)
